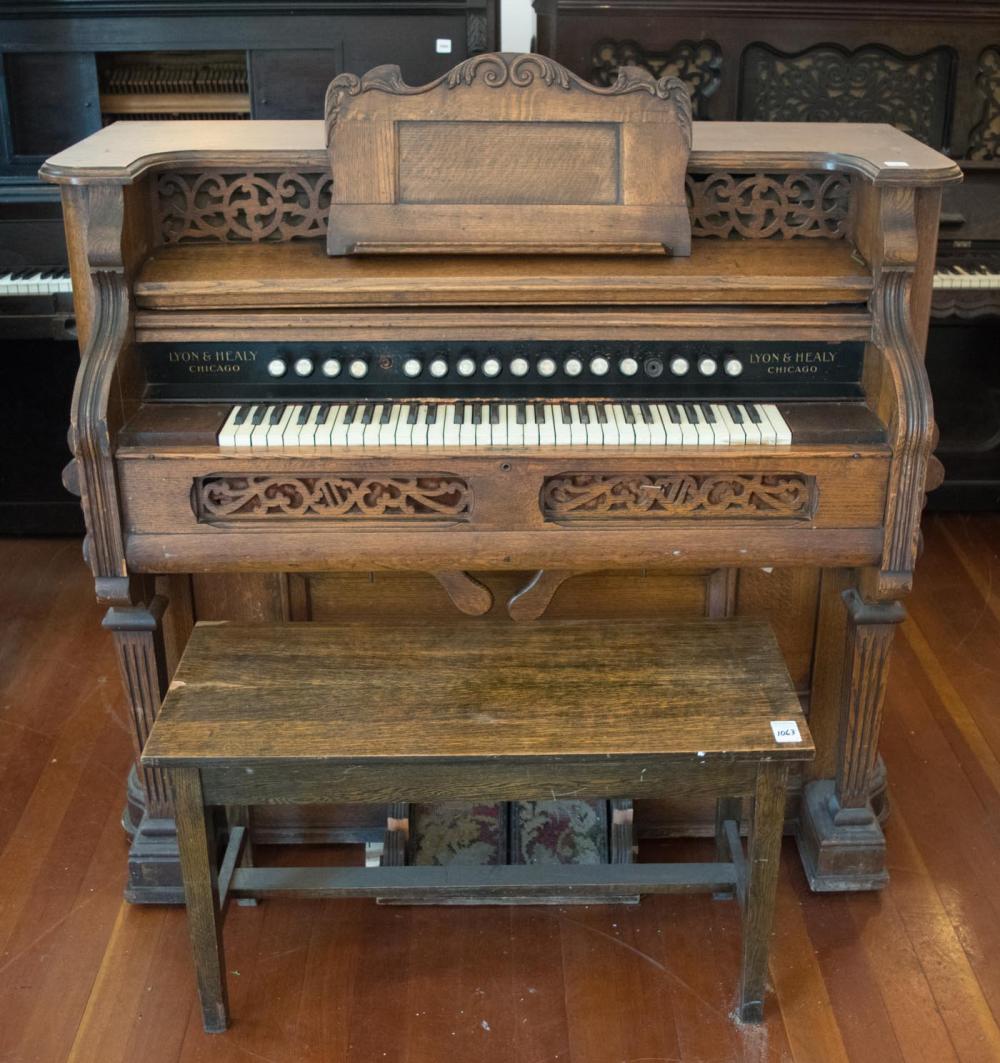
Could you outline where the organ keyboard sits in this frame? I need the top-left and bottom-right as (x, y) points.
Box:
(42, 56), (959, 901)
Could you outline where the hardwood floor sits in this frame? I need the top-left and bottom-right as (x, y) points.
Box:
(3, 518), (1000, 1062)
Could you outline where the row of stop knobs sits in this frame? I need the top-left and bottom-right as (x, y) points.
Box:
(266, 353), (745, 380)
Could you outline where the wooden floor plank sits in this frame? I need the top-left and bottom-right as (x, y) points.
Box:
(4, 523), (1000, 1061)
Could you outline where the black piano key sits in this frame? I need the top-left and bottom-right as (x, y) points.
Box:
(453, 402), (464, 424)
(269, 405), (284, 425)
(406, 406), (419, 425)
(489, 404), (500, 425)
(379, 404), (392, 425)
(343, 404), (357, 425)
(579, 405), (591, 425)
(727, 403), (744, 424)
(667, 404), (682, 425)
(316, 403), (330, 422)
(595, 405), (609, 425)
(251, 406), (267, 426)
(534, 404), (545, 424)
(426, 405), (438, 424)
(471, 404), (482, 425)
(684, 403), (701, 424)
(361, 404), (375, 425)
(639, 403), (654, 425)
(700, 403), (717, 424)
(746, 404), (762, 424)
(622, 405), (635, 424)
(296, 406), (310, 425)
(516, 404), (527, 425)
(561, 404), (573, 425)
(232, 406), (248, 426)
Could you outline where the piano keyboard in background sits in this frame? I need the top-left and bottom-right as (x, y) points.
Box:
(933, 261), (1000, 290)
(0, 268), (72, 297)
(218, 401), (792, 448)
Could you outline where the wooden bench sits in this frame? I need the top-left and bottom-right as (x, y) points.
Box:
(141, 618), (814, 1032)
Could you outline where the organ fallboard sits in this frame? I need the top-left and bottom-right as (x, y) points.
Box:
(42, 54), (959, 902)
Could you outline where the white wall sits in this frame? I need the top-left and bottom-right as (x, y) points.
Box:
(501, 0), (536, 52)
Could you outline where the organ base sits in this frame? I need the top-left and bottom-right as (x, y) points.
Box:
(796, 779), (889, 893)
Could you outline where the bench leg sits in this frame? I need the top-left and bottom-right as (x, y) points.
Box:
(173, 767), (230, 1033)
(227, 805), (258, 907)
(738, 762), (788, 1023)
(714, 796), (741, 899)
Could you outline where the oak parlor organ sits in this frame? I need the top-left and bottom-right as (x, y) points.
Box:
(42, 52), (959, 901)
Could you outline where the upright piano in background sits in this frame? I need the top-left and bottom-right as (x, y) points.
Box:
(41, 53), (960, 901)
(0, 0), (497, 534)
(534, 0), (1000, 508)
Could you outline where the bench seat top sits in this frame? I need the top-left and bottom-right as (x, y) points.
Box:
(141, 619), (813, 768)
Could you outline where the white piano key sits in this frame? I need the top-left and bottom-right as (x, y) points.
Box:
(739, 404), (763, 445)
(395, 404), (413, 447)
(718, 404), (745, 445)
(523, 406), (541, 446)
(266, 405), (295, 447)
(427, 406), (447, 447)
(495, 404), (510, 447)
(706, 404), (730, 445)
(583, 404), (604, 445)
(379, 404), (403, 446)
(361, 404), (384, 447)
(601, 405), (620, 445)
(676, 406), (698, 446)
(629, 403), (652, 445)
(328, 406), (351, 447)
(553, 406), (572, 446)
(566, 404), (587, 445)
(218, 406), (243, 447)
(538, 406), (557, 445)
(457, 404), (475, 447)
(751, 404), (777, 445)
(249, 401), (276, 444)
(503, 404), (521, 447)
(300, 404), (324, 446)
(475, 404), (492, 447)
(645, 404), (667, 446)
(611, 404), (635, 445)
(685, 405), (712, 446)
(761, 404), (792, 445)
(323, 401), (350, 444)
(345, 405), (367, 447)
(232, 405), (259, 447)
(314, 405), (339, 446)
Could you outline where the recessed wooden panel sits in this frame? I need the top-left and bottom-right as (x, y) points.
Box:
(397, 121), (619, 205)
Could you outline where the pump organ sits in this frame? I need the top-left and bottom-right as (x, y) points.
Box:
(42, 55), (959, 900)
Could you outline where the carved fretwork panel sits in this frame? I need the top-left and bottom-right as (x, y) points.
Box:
(156, 170), (332, 243)
(195, 475), (472, 521)
(541, 473), (815, 520)
(739, 43), (955, 148)
(156, 168), (853, 243)
(591, 39), (722, 117)
(686, 171), (851, 239)
(969, 46), (1000, 160)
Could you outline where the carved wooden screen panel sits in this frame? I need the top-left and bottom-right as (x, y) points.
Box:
(590, 39), (722, 118)
(969, 46), (1000, 159)
(738, 43), (956, 149)
(154, 168), (852, 243)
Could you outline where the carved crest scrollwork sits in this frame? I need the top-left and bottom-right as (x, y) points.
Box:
(195, 474), (472, 521)
(325, 52), (691, 147)
(541, 473), (814, 520)
(592, 39), (722, 118)
(739, 43), (955, 148)
(969, 46), (1000, 160)
(686, 171), (851, 239)
(156, 170), (331, 243)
